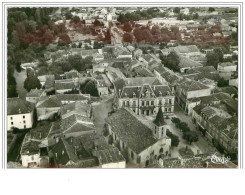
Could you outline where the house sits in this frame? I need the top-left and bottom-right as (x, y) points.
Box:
(178, 55), (203, 73)
(7, 98), (34, 131)
(55, 79), (79, 94)
(217, 62), (237, 80)
(116, 49), (132, 59)
(36, 94), (90, 120)
(154, 66), (182, 92)
(114, 77), (175, 116)
(26, 89), (46, 104)
(20, 121), (52, 167)
(105, 108), (171, 167)
(175, 79), (212, 113)
(97, 79), (109, 97)
(94, 53), (105, 62)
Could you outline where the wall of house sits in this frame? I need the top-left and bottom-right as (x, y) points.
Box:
(98, 86), (109, 96)
(138, 138), (171, 167)
(37, 107), (60, 121)
(218, 65), (237, 73)
(8, 112), (33, 131)
(21, 154), (40, 167)
(101, 161), (126, 168)
(187, 88), (211, 99)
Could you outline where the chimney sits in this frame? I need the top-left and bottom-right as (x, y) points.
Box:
(39, 133), (42, 139)
(19, 108), (21, 114)
(62, 150), (64, 155)
(55, 153), (57, 158)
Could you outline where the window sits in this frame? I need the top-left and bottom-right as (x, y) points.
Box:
(24, 125), (26, 129)
(131, 151), (134, 159)
(165, 108), (168, 112)
(151, 101), (154, 105)
(142, 101), (144, 106)
(146, 101), (149, 106)
(162, 130), (164, 135)
(133, 101), (136, 106)
(127, 101), (130, 106)
(23, 115), (25, 119)
(123, 101), (125, 107)
(168, 108), (171, 112)
(169, 99), (172, 104)
(11, 122), (13, 125)
(10, 117), (13, 120)
(23, 120), (26, 124)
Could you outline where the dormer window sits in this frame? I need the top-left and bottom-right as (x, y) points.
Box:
(159, 91), (162, 97)
(133, 92), (136, 98)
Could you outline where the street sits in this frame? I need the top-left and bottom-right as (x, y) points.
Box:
(172, 101), (218, 155)
(92, 95), (114, 135)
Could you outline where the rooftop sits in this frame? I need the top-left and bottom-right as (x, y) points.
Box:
(26, 89), (45, 98)
(8, 98), (34, 115)
(106, 108), (157, 154)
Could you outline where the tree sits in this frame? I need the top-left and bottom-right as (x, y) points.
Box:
(123, 32), (133, 43)
(162, 51), (180, 72)
(193, 13), (199, 20)
(166, 130), (180, 147)
(183, 131), (198, 145)
(206, 48), (223, 69)
(208, 7), (215, 12)
(173, 7), (180, 14)
(123, 21), (132, 32)
(217, 77), (229, 87)
(84, 80), (99, 97)
(72, 16), (80, 23)
(24, 75), (41, 92)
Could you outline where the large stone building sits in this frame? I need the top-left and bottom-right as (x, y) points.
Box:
(114, 77), (175, 116)
(105, 108), (171, 167)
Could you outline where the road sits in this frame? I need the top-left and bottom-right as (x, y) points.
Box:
(92, 95), (114, 135)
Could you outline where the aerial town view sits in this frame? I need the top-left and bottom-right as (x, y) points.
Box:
(6, 6), (238, 168)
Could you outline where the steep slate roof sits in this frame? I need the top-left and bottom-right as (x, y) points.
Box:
(152, 85), (173, 97)
(120, 86), (141, 98)
(106, 108), (157, 154)
(8, 98), (34, 115)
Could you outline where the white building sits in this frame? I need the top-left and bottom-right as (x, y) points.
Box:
(7, 98), (34, 131)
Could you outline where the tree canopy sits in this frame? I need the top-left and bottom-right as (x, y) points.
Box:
(24, 75), (42, 92)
